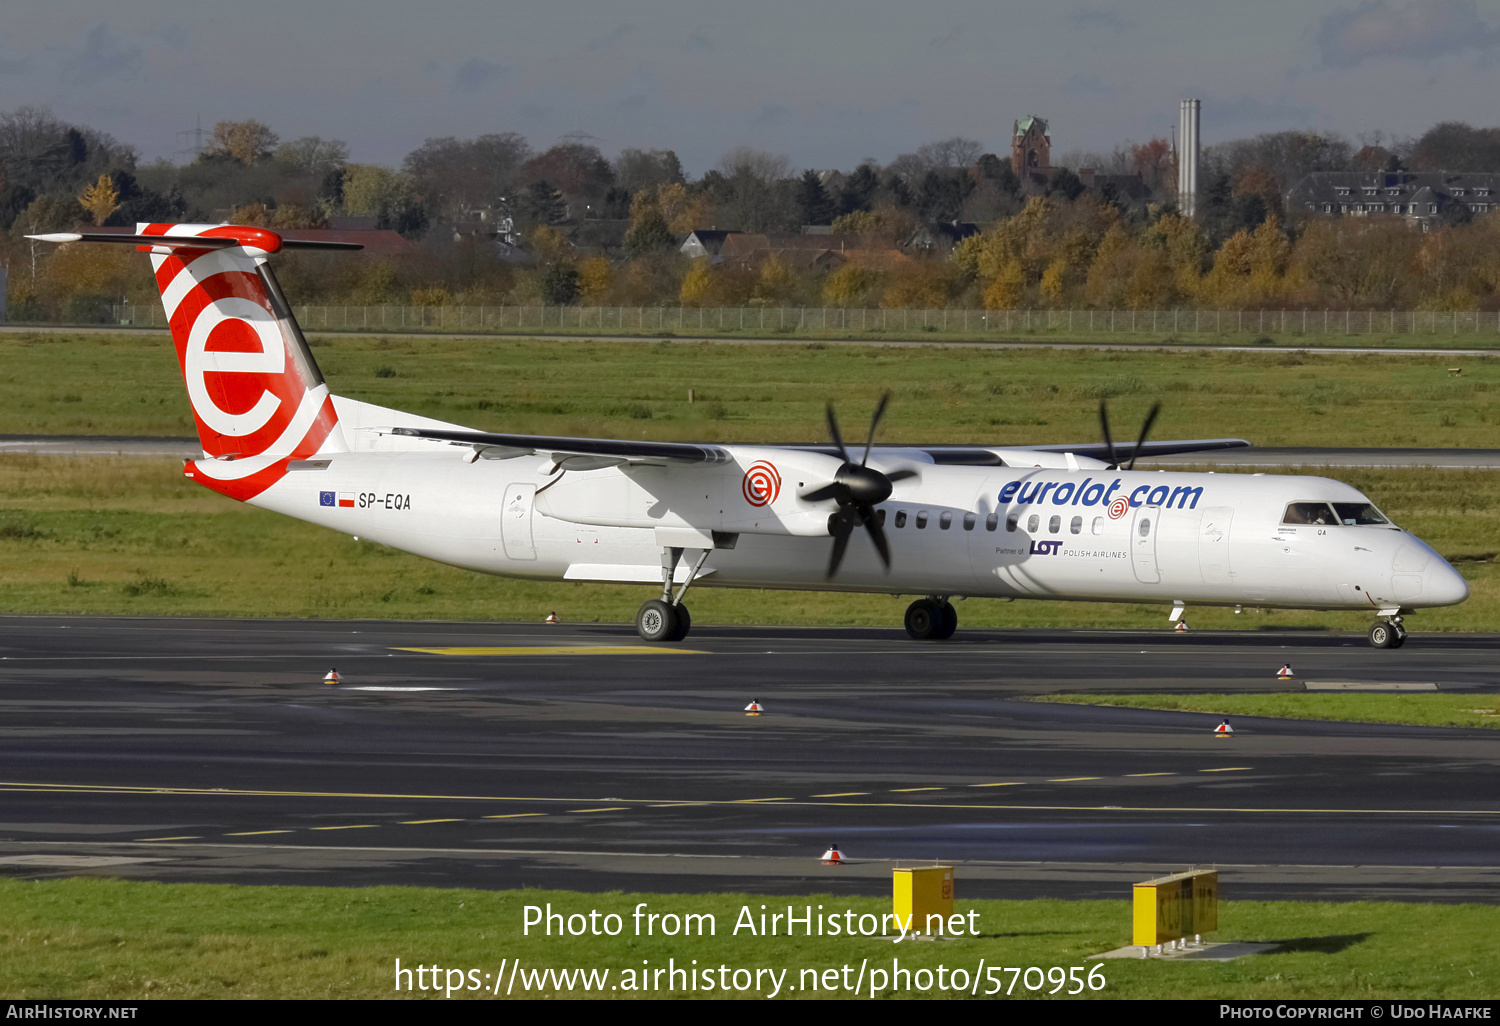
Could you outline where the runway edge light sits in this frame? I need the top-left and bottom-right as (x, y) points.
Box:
(894, 864), (954, 937)
(744, 700), (764, 716)
(820, 843), (844, 865)
(1132, 868), (1217, 951)
(323, 668), (340, 687)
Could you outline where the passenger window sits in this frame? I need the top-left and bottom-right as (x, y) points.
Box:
(1048, 515), (1061, 534)
(989, 512), (1002, 532)
(1091, 517), (1103, 536)
(1002, 512), (1016, 532)
(939, 511), (952, 530)
(963, 512), (976, 531)
(876, 508), (887, 527)
(894, 510), (907, 528)
(1138, 517), (1152, 537)
(916, 511), (929, 529)
(1027, 514), (1039, 533)
(1283, 502), (1338, 526)
(1070, 515), (1082, 535)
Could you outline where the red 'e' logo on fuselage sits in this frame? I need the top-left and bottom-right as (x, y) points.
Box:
(742, 462), (781, 507)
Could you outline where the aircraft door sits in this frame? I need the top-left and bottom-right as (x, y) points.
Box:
(1131, 503), (1161, 583)
(1198, 506), (1234, 585)
(501, 483), (537, 560)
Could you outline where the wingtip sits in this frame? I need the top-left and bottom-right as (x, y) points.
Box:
(25, 233), (81, 243)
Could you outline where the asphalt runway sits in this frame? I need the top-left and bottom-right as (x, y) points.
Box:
(0, 616), (1495, 902)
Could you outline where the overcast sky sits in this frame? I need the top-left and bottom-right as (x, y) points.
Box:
(4, 1), (1499, 172)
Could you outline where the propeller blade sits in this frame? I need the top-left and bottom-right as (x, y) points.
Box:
(1098, 401), (1119, 469)
(861, 391), (890, 467)
(825, 404), (851, 464)
(1126, 402), (1161, 471)
(858, 504), (891, 569)
(884, 468), (920, 483)
(826, 518), (854, 578)
(800, 483), (842, 503)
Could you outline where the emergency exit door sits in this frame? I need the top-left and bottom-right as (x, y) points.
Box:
(1131, 504), (1160, 583)
(501, 483), (537, 560)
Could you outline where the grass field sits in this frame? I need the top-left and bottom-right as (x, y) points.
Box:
(1032, 693), (1500, 730)
(0, 332), (1496, 629)
(0, 879), (1492, 999)
(3, 330), (1500, 447)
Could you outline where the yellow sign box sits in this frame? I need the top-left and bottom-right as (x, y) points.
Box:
(894, 865), (954, 934)
(1132, 869), (1218, 947)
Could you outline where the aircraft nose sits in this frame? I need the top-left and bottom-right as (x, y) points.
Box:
(1426, 558), (1470, 607)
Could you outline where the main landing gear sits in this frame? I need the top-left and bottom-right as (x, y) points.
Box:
(1368, 617), (1407, 649)
(636, 545), (710, 642)
(904, 597), (957, 641)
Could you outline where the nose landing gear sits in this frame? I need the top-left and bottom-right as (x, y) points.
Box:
(904, 597), (958, 640)
(1368, 617), (1407, 649)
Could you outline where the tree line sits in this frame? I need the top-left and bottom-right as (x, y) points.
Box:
(4, 106), (1500, 319)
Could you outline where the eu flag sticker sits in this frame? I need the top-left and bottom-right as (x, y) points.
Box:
(319, 491), (335, 507)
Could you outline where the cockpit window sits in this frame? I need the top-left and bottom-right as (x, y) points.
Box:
(1332, 502), (1388, 526)
(1282, 502), (1338, 526)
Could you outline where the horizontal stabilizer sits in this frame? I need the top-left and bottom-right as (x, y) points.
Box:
(26, 231), (361, 252)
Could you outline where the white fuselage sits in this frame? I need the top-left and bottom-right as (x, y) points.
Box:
(246, 443), (1469, 614)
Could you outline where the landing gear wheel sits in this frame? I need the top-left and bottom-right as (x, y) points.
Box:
(668, 604), (692, 642)
(933, 602), (958, 640)
(1391, 623), (1407, 649)
(636, 599), (679, 642)
(904, 598), (953, 641)
(1368, 621), (1396, 649)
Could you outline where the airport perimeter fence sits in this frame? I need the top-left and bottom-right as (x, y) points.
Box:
(21, 303), (1500, 343)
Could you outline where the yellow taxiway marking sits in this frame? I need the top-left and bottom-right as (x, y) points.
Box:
(731, 797), (794, 803)
(1201, 767), (1253, 773)
(225, 830), (293, 836)
(393, 646), (705, 657)
(570, 807), (626, 813)
(139, 836), (199, 841)
(891, 787), (945, 792)
(812, 792), (869, 797)
(483, 813), (546, 819)
(649, 803), (707, 808)
(311, 824), (379, 831)
(1048, 777), (1101, 782)
(7, 780), (1493, 817)
(1127, 773), (1175, 777)
(970, 782), (1023, 787)
(401, 819), (463, 825)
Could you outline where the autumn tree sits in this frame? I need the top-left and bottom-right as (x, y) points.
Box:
(210, 120), (279, 164)
(78, 173), (120, 225)
(1131, 139), (1174, 194)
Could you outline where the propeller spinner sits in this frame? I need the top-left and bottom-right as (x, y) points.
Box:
(799, 393), (918, 578)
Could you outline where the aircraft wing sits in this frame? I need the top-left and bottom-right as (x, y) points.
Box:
(384, 426), (734, 468)
(1022, 438), (1252, 462)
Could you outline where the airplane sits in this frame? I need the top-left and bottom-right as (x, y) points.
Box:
(29, 223), (1468, 649)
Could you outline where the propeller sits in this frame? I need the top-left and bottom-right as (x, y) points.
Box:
(800, 393), (918, 578)
(1098, 400), (1161, 471)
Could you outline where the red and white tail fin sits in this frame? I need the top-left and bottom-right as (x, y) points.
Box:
(32, 223), (352, 500)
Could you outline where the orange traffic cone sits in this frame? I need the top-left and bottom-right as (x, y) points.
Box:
(1214, 718), (1234, 737)
(323, 668), (340, 686)
(744, 700), (764, 716)
(545, 612), (559, 625)
(1277, 663), (1293, 679)
(820, 843), (845, 865)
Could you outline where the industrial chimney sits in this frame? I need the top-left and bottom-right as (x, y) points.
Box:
(1178, 99), (1201, 218)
